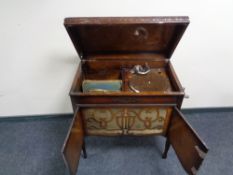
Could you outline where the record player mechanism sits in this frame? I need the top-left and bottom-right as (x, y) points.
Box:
(81, 63), (172, 93)
(126, 64), (172, 93)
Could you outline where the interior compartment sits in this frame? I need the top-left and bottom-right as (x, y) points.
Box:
(71, 59), (182, 94)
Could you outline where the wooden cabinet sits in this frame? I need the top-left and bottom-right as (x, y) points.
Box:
(62, 17), (208, 175)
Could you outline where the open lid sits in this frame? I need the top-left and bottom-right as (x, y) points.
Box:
(64, 16), (189, 59)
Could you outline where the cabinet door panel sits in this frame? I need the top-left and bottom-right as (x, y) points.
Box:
(62, 109), (84, 175)
(168, 107), (208, 175)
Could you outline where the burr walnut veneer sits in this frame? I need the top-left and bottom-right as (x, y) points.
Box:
(62, 17), (208, 175)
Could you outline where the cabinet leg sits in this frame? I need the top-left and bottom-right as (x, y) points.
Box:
(162, 139), (170, 159)
(82, 140), (87, 159)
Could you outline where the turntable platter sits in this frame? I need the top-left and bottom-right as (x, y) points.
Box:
(128, 69), (172, 92)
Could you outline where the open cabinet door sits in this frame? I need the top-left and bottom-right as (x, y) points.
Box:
(168, 107), (208, 175)
(62, 109), (84, 175)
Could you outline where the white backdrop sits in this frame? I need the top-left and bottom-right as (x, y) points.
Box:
(0, 0), (233, 116)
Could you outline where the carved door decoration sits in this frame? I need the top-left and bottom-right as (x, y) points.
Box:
(82, 107), (172, 136)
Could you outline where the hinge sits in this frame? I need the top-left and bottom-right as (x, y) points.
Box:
(195, 145), (207, 159)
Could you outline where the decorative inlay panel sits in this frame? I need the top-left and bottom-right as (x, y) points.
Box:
(127, 107), (171, 135)
(82, 108), (124, 135)
(82, 107), (171, 136)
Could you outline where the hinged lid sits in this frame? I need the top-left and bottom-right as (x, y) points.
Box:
(64, 16), (189, 59)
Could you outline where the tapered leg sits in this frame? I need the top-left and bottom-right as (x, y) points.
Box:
(82, 139), (87, 159)
(162, 138), (170, 159)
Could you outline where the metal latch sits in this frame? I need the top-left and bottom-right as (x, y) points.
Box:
(182, 87), (189, 99)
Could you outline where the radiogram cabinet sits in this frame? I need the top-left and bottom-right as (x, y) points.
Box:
(62, 17), (208, 175)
